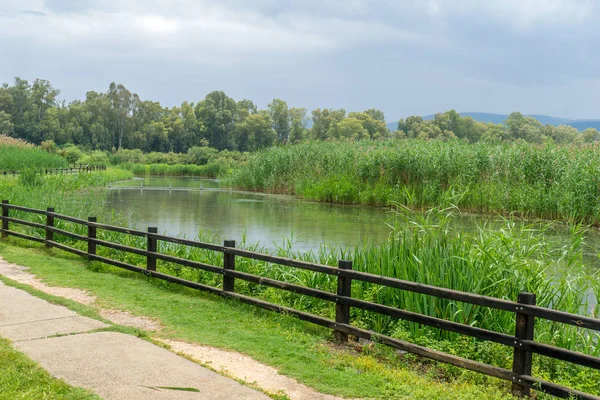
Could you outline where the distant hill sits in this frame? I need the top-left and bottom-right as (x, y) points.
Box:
(386, 112), (600, 132)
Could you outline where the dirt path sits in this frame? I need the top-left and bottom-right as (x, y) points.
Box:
(0, 257), (354, 400)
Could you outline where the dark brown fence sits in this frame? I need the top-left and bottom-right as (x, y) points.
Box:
(0, 164), (106, 176)
(1, 200), (599, 400)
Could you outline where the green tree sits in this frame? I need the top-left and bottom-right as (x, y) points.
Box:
(236, 99), (257, 123)
(235, 112), (276, 151)
(0, 111), (14, 136)
(108, 82), (137, 150)
(268, 99), (290, 143)
(348, 111), (389, 139)
(327, 117), (369, 140)
(288, 107), (308, 143)
(195, 91), (237, 150)
(311, 108), (345, 140)
(505, 112), (545, 143)
(31, 79), (59, 122)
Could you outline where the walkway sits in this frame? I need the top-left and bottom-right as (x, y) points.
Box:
(0, 280), (269, 400)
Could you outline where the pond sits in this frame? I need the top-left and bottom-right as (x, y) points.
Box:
(104, 177), (600, 272)
(106, 177), (394, 251)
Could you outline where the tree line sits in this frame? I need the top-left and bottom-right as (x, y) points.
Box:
(1, 77), (598, 155)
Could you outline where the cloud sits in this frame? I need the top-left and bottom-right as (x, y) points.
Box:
(1, 0), (599, 119)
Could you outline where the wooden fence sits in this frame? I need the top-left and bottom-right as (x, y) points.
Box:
(0, 164), (106, 176)
(0, 200), (599, 400)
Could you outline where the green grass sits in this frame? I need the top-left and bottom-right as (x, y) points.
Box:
(119, 162), (230, 177)
(230, 139), (600, 224)
(0, 144), (67, 171)
(0, 241), (517, 400)
(0, 168), (133, 222)
(0, 336), (99, 400)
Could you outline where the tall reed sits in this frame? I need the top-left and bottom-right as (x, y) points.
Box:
(231, 140), (600, 223)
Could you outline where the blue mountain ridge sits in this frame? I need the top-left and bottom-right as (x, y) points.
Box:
(385, 112), (600, 132)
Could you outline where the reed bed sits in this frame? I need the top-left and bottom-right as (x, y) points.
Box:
(0, 144), (67, 171)
(231, 140), (600, 224)
(118, 162), (229, 177)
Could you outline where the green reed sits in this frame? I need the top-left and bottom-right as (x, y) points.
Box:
(230, 140), (600, 224)
(0, 145), (67, 171)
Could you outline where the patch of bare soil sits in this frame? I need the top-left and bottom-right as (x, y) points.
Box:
(159, 338), (357, 400)
(0, 256), (161, 331)
(99, 309), (161, 331)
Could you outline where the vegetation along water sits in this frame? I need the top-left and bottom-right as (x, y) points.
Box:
(2, 78), (600, 397)
(2, 170), (599, 396)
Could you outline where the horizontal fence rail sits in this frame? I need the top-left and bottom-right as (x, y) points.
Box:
(0, 200), (599, 400)
(0, 164), (106, 176)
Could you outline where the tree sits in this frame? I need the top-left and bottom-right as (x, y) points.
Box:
(545, 124), (578, 144)
(579, 128), (600, 143)
(311, 108), (345, 140)
(31, 79), (59, 122)
(348, 111), (389, 139)
(195, 91), (237, 150)
(107, 82), (136, 150)
(288, 107), (308, 143)
(236, 99), (257, 123)
(327, 117), (369, 140)
(235, 112), (276, 151)
(505, 112), (544, 143)
(0, 111), (14, 136)
(268, 99), (290, 143)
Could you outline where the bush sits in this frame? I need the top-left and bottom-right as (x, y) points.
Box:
(58, 145), (83, 164)
(110, 149), (145, 164)
(77, 150), (110, 166)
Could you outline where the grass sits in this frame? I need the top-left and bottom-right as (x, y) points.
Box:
(1, 157), (598, 397)
(119, 162), (230, 177)
(4, 197), (599, 395)
(0, 143), (67, 171)
(0, 241), (517, 400)
(0, 336), (99, 400)
(0, 168), (133, 221)
(230, 139), (600, 224)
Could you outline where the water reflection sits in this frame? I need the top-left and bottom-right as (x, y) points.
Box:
(103, 177), (600, 273)
(105, 177), (393, 251)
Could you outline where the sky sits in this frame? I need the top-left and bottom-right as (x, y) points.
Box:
(1, 0), (599, 121)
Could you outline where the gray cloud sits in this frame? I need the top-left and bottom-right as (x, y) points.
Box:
(1, 0), (599, 120)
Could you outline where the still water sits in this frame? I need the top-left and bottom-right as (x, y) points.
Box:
(104, 177), (600, 271)
(106, 177), (394, 251)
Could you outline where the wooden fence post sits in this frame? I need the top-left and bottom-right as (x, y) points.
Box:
(147, 227), (158, 271)
(223, 240), (236, 292)
(512, 292), (536, 397)
(87, 217), (97, 257)
(45, 207), (54, 248)
(335, 260), (353, 343)
(1, 200), (8, 238)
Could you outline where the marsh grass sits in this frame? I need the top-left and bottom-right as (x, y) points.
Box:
(119, 162), (230, 177)
(231, 140), (600, 224)
(0, 144), (67, 171)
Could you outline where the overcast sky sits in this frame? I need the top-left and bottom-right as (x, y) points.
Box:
(1, 0), (599, 121)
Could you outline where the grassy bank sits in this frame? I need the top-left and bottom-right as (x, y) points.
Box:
(0, 242), (516, 400)
(118, 162), (229, 177)
(231, 140), (600, 223)
(1, 161), (598, 396)
(0, 336), (98, 399)
(5, 201), (599, 395)
(0, 168), (132, 221)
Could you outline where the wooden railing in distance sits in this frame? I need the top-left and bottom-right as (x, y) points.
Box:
(0, 200), (599, 400)
(0, 164), (106, 176)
